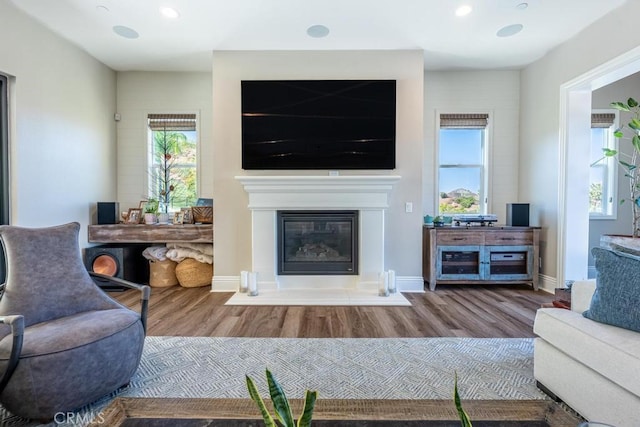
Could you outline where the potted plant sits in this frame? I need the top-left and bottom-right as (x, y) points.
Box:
(246, 369), (472, 426)
(246, 369), (317, 427)
(601, 98), (640, 253)
(143, 198), (159, 224)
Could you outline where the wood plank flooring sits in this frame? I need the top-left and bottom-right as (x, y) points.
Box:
(110, 284), (554, 338)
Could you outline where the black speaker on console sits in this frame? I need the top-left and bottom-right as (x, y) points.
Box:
(97, 202), (120, 225)
(84, 244), (148, 291)
(506, 203), (530, 227)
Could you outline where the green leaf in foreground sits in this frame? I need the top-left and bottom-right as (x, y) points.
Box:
(454, 372), (473, 427)
(246, 374), (277, 427)
(266, 369), (295, 427)
(246, 369), (318, 427)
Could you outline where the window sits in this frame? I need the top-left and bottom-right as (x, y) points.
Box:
(437, 113), (489, 215)
(147, 113), (198, 213)
(0, 74), (9, 283)
(589, 111), (617, 219)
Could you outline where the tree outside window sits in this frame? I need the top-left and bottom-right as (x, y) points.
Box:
(148, 114), (197, 213)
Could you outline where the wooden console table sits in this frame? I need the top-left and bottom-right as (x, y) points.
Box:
(88, 224), (213, 244)
(422, 225), (540, 291)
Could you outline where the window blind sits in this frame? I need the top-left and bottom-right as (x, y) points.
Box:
(148, 113), (197, 131)
(591, 113), (615, 128)
(440, 113), (489, 129)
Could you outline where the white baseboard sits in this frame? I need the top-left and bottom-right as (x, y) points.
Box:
(397, 276), (425, 292)
(538, 274), (557, 294)
(210, 276), (238, 292)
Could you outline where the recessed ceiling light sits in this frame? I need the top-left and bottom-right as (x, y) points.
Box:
(113, 25), (139, 39)
(307, 24), (330, 38)
(516, 2), (529, 10)
(455, 5), (473, 17)
(160, 7), (180, 19)
(496, 24), (523, 37)
(96, 5), (109, 13)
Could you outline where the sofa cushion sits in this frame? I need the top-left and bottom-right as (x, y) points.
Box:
(0, 308), (141, 359)
(584, 247), (640, 332)
(534, 307), (640, 397)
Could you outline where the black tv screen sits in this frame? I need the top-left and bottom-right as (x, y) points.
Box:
(241, 80), (396, 170)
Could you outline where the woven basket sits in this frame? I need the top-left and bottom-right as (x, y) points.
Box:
(148, 259), (178, 288)
(175, 258), (213, 288)
(191, 206), (213, 224)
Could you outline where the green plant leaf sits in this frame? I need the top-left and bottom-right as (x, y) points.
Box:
(633, 135), (640, 153)
(266, 369), (295, 427)
(246, 374), (278, 427)
(631, 118), (640, 131)
(620, 160), (637, 171)
(611, 101), (630, 112)
(454, 372), (473, 427)
(628, 98), (638, 108)
(297, 389), (318, 427)
(602, 148), (618, 157)
(614, 129), (624, 138)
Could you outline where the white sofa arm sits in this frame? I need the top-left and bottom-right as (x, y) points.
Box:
(570, 279), (597, 313)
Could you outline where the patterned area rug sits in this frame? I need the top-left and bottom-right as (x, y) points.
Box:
(0, 336), (546, 426)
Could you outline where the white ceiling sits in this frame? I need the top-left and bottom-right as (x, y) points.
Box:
(10, 0), (627, 72)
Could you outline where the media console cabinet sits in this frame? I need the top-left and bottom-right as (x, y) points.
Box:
(422, 225), (540, 291)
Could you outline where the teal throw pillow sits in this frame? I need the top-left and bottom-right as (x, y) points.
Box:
(584, 247), (640, 332)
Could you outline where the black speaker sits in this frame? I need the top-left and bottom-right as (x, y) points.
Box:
(97, 202), (120, 225)
(84, 244), (148, 291)
(506, 203), (530, 227)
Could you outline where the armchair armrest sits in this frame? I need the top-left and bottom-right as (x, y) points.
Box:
(570, 280), (597, 313)
(0, 315), (23, 393)
(89, 272), (151, 334)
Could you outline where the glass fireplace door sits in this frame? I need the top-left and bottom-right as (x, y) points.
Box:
(277, 210), (358, 275)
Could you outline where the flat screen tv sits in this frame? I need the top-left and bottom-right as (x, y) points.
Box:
(241, 80), (396, 170)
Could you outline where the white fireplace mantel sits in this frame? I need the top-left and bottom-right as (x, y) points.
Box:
(235, 175), (401, 210)
(234, 175), (401, 291)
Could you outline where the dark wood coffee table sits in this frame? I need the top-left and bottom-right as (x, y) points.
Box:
(91, 397), (583, 426)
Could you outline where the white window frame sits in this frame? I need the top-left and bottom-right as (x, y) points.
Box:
(589, 109), (618, 220)
(435, 111), (490, 217)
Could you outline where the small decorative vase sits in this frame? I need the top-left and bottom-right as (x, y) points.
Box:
(157, 213), (170, 224)
(144, 213), (157, 224)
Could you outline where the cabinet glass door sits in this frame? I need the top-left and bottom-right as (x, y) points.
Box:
(485, 245), (533, 281)
(436, 245), (482, 280)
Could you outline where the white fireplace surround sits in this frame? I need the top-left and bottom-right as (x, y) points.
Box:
(233, 175), (401, 291)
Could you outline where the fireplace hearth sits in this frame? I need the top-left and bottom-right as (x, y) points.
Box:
(277, 211), (358, 275)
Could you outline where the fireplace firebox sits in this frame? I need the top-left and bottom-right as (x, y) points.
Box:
(277, 210), (358, 275)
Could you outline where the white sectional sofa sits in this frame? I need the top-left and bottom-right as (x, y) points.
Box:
(534, 280), (640, 427)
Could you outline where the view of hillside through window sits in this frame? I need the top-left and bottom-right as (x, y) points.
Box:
(438, 128), (484, 214)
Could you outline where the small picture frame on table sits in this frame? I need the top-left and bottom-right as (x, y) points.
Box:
(180, 207), (193, 224)
(173, 211), (184, 225)
(126, 208), (142, 224)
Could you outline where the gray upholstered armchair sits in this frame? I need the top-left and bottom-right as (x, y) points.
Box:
(0, 222), (150, 420)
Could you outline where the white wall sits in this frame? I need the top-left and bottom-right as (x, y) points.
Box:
(211, 50), (424, 281)
(0, 0), (116, 246)
(115, 71), (213, 211)
(423, 71), (521, 221)
(520, 0), (640, 287)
